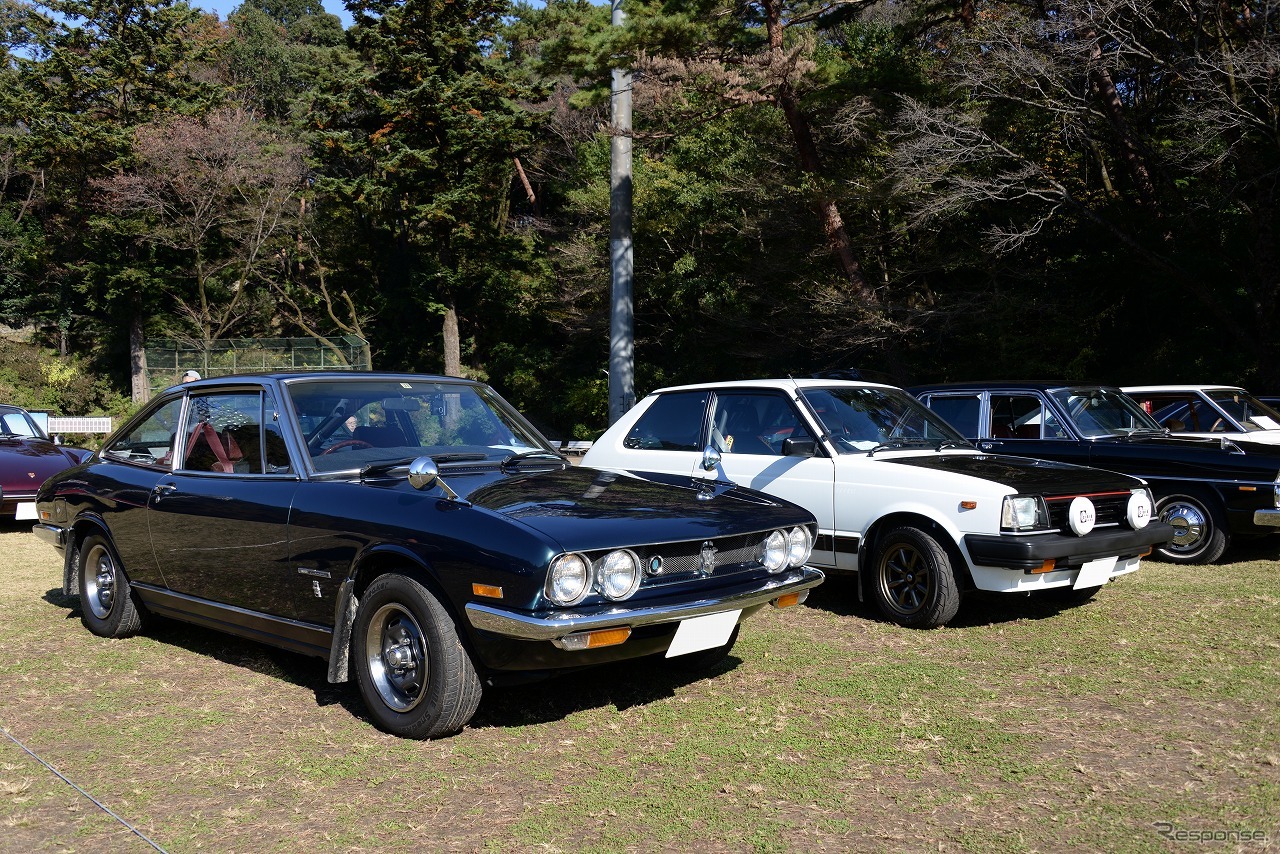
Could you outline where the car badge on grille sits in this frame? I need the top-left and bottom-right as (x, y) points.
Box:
(698, 541), (717, 575)
(647, 555), (665, 575)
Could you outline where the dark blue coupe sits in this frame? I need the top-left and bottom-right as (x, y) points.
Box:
(33, 373), (822, 738)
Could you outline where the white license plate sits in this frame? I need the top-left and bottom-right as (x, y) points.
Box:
(1074, 556), (1117, 589)
(14, 502), (37, 521)
(665, 609), (741, 658)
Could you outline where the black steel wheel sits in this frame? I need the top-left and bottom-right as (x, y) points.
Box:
(352, 573), (482, 739)
(1155, 493), (1228, 564)
(77, 534), (145, 638)
(870, 527), (961, 629)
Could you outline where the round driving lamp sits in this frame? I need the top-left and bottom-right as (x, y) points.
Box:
(596, 549), (641, 601)
(787, 526), (812, 567)
(547, 553), (591, 606)
(762, 530), (788, 573)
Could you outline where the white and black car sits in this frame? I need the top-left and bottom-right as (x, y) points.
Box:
(583, 379), (1173, 629)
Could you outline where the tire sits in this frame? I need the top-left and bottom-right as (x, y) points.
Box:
(666, 624), (740, 672)
(78, 534), (145, 638)
(1154, 492), (1228, 564)
(870, 527), (962, 629)
(352, 573), (482, 739)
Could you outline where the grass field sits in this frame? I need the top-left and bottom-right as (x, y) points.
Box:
(1, 520), (1277, 852)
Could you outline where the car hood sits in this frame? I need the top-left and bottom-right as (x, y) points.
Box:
(0, 437), (81, 494)
(459, 465), (814, 552)
(881, 452), (1142, 495)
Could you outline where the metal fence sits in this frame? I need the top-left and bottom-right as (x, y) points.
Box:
(144, 336), (370, 395)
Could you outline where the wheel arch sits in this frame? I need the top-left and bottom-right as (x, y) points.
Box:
(858, 511), (975, 597)
(327, 544), (462, 685)
(63, 514), (114, 597)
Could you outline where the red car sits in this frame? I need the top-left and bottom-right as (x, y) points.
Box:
(1, 404), (93, 520)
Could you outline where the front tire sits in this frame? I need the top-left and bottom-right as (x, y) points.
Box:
(352, 573), (482, 739)
(1155, 493), (1228, 564)
(870, 527), (962, 629)
(78, 534), (145, 638)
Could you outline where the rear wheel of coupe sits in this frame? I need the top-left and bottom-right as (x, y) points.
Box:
(1155, 493), (1228, 564)
(870, 527), (961, 629)
(352, 573), (482, 739)
(78, 534), (145, 638)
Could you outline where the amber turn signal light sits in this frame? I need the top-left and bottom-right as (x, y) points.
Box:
(1031, 559), (1057, 574)
(471, 583), (503, 599)
(555, 627), (632, 651)
(772, 591), (806, 609)
(960, 500), (978, 510)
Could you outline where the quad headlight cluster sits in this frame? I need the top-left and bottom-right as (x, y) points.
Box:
(544, 526), (814, 607)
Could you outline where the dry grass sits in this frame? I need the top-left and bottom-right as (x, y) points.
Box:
(1, 519), (1277, 852)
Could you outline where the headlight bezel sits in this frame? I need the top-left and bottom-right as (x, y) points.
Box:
(546, 553), (592, 606)
(1001, 495), (1050, 532)
(786, 525), (813, 567)
(596, 549), (642, 601)
(762, 530), (788, 572)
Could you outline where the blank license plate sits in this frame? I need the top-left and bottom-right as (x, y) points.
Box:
(15, 502), (37, 521)
(1074, 556), (1117, 590)
(665, 610), (741, 658)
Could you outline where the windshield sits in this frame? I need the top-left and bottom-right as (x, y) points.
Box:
(285, 379), (554, 473)
(1049, 388), (1162, 437)
(799, 386), (966, 453)
(1205, 389), (1280, 432)
(0, 410), (43, 439)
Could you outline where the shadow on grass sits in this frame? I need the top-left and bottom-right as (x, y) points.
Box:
(802, 570), (1104, 629)
(41, 586), (736, 732)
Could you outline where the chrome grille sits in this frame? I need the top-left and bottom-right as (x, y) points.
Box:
(582, 533), (766, 581)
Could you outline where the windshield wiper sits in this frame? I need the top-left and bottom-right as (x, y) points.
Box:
(1122, 428), (1169, 440)
(432, 452), (489, 463)
(500, 450), (568, 471)
(935, 439), (972, 451)
(361, 452), (488, 479)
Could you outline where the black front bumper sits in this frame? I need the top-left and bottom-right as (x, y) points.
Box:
(964, 522), (1175, 571)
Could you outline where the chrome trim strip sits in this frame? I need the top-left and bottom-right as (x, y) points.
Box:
(465, 567), (825, 641)
(1253, 509), (1280, 527)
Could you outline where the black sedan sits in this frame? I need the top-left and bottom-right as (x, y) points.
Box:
(911, 382), (1280, 563)
(1, 403), (93, 520)
(33, 373), (823, 739)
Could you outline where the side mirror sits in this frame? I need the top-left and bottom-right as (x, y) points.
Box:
(700, 445), (722, 472)
(408, 456), (440, 490)
(782, 437), (817, 458)
(408, 456), (460, 500)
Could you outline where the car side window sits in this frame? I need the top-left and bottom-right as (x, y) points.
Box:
(710, 392), (813, 456)
(103, 398), (184, 468)
(926, 395), (981, 438)
(623, 392), (709, 451)
(988, 394), (1067, 439)
(180, 391), (270, 475)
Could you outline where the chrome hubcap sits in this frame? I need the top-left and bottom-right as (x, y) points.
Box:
(366, 603), (427, 712)
(1161, 501), (1207, 552)
(84, 546), (116, 619)
(881, 545), (932, 616)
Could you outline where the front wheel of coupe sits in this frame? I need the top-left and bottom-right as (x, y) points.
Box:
(870, 526), (961, 629)
(352, 573), (482, 739)
(77, 534), (145, 638)
(1155, 493), (1228, 565)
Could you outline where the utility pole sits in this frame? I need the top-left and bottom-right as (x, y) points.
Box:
(608, 0), (635, 424)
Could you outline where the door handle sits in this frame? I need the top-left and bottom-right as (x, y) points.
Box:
(152, 483), (178, 498)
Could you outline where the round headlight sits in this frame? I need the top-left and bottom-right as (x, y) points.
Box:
(596, 549), (641, 600)
(547, 553), (591, 605)
(762, 530), (788, 573)
(787, 526), (812, 567)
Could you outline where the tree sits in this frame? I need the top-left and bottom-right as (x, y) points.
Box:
(309, 0), (540, 375)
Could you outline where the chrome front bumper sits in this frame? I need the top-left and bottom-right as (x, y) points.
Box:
(465, 566), (825, 641)
(1254, 509), (1280, 527)
(32, 523), (67, 549)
